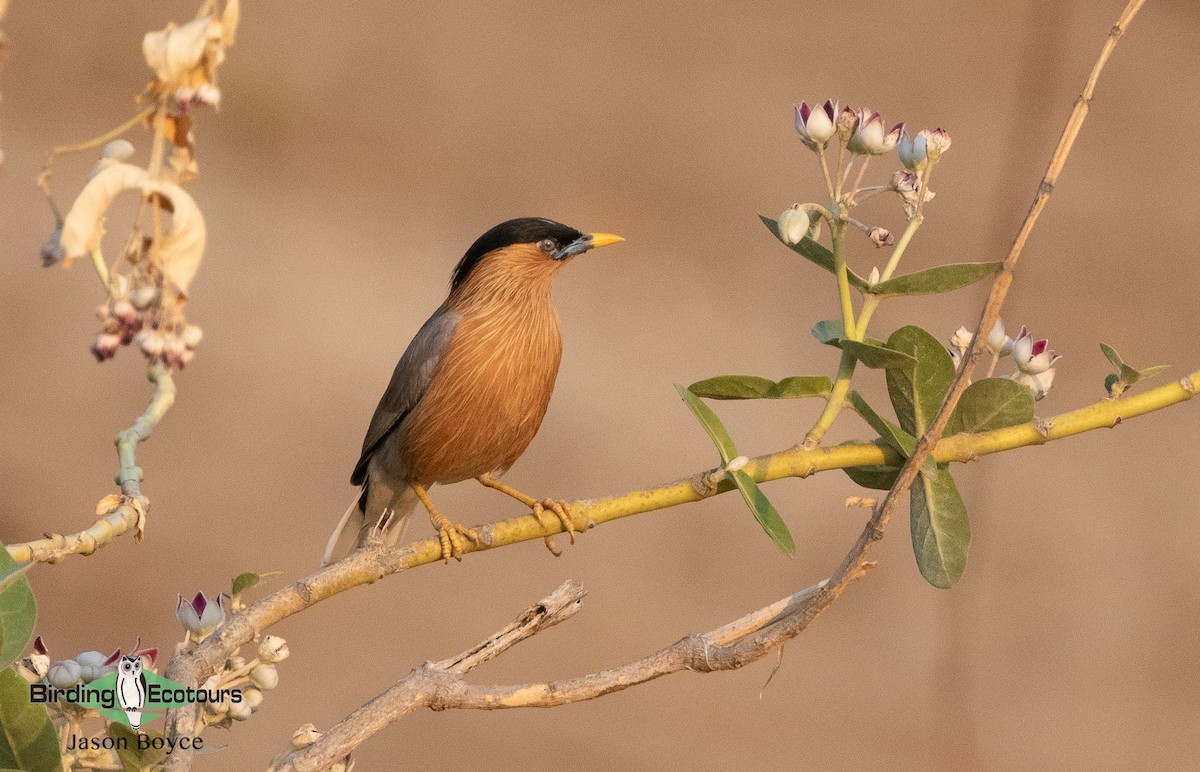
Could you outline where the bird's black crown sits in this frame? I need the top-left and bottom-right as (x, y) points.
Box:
(452, 218), (583, 289)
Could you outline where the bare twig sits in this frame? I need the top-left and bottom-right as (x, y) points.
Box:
(274, 575), (848, 771)
(6, 365), (175, 564)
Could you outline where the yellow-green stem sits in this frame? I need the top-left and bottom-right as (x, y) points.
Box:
(88, 248), (110, 292)
(854, 212), (923, 338)
(804, 350), (857, 448)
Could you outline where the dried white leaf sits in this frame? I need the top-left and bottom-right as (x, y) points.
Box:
(59, 163), (148, 260)
(143, 17), (210, 83)
(58, 162), (207, 296)
(148, 179), (206, 296)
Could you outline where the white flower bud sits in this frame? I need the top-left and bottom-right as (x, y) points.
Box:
(47, 660), (83, 689)
(986, 319), (1012, 356)
(180, 324), (204, 349)
(258, 635), (290, 664)
(868, 266), (881, 287)
(292, 724), (322, 750)
(130, 287), (160, 310)
(950, 326), (973, 354)
(243, 688), (264, 711)
(74, 651), (113, 683)
(228, 699), (253, 721)
(101, 140), (136, 161)
(249, 664), (279, 690)
(777, 206), (811, 245)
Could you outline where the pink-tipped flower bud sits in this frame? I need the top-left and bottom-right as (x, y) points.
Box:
(868, 227), (894, 248)
(163, 336), (187, 369)
(176, 592), (226, 638)
(925, 128), (952, 162)
(986, 319), (1013, 357)
(794, 99), (838, 150)
(847, 110), (903, 155)
(112, 300), (138, 327)
(1012, 326), (1062, 375)
(91, 333), (121, 362)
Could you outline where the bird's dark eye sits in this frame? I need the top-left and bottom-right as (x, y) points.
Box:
(537, 239), (557, 254)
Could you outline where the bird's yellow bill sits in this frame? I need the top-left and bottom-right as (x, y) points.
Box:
(587, 233), (624, 248)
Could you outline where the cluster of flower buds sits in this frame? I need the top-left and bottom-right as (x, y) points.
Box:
(176, 591), (227, 641)
(91, 275), (202, 368)
(948, 320), (1061, 400)
(19, 637), (158, 690)
(796, 100), (926, 160)
(198, 633), (289, 729)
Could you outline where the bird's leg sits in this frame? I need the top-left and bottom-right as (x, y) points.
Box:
(476, 473), (576, 556)
(412, 484), (480, 563)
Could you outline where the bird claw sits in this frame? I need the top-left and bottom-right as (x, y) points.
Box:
(433, 518), (480, 563)
(531, 499), (575, 556)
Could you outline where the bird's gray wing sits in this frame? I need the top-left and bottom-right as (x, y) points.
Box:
(351, 308), (460, 486)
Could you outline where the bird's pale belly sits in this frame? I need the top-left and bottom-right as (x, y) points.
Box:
(395, 312), (562, 485)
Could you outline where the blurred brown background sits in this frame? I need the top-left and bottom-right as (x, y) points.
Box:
(3, 1), (1199, 769)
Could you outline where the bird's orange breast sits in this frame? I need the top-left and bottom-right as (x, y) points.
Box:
(396, 296), (563, 485)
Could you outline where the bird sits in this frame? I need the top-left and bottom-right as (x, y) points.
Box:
(116, 655), (147, 731)
(323, 218), (623, 565)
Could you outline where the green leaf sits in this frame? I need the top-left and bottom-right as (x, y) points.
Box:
(840, 339), (917, 371)
(910, 465), (971, 588)
(108, 723), (167, 771)
(848, 392), (915, 456)
(0, 566), (32, 599)
(675, 384), (737, 463)
(773, 376), (833, 398)
(946, 378), (1035, 435)
(811, 319), (844, 346)
(760, 214), (871, 291)
(0, 541), (35, 671)
(688, 375), (831, 400)
(868, 262), (1002, 297)
(1099, 342), (1126, 372)
(843, 463), (900, 490)
(0, 669), (60, 772)
(729, 470), (794, 555)
(884, 326), (956, 437)
(231, 570), (282, 600)
(1100, 343), (1169, 397)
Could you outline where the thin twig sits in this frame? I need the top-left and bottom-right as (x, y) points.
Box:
(6, 366), (175, 564)
(275, 576), (842, 771)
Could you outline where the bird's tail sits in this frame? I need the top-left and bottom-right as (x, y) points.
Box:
(321, 485), (417, 565)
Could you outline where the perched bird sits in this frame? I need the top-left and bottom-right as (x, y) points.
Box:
(324, 218), (623, 564)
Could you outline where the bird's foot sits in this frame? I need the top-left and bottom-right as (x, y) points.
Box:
(530, 499), (575, 556)
(429, 510), (480, 563)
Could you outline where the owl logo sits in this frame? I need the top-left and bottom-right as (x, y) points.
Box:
(116, 655), (148, 730)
